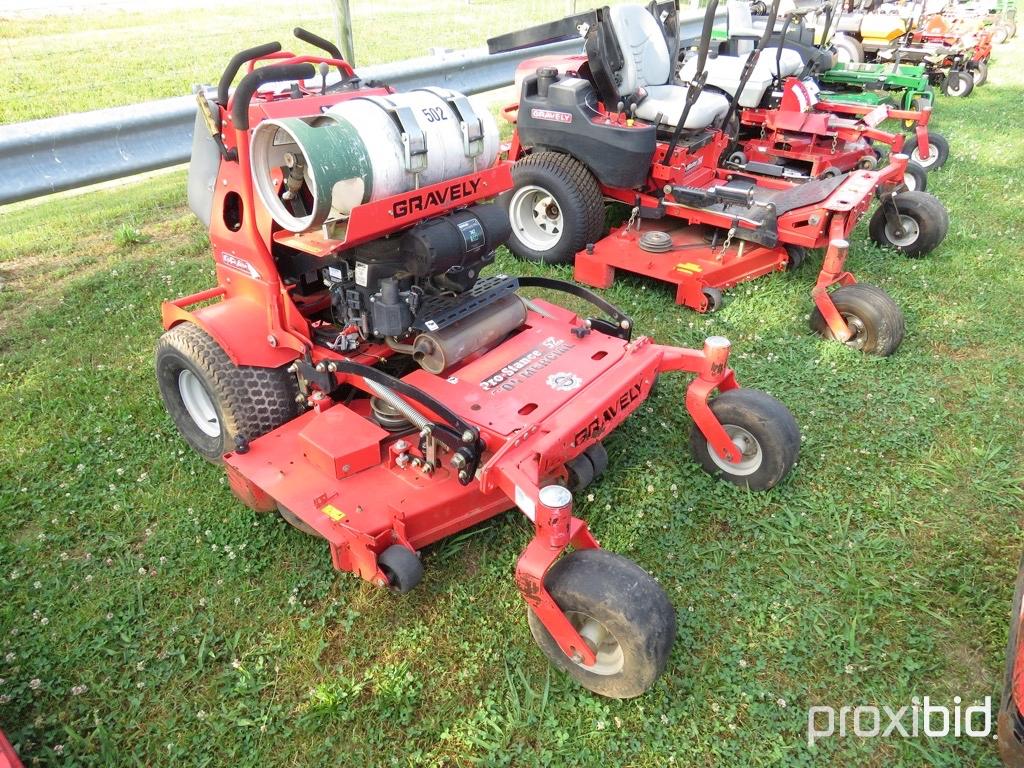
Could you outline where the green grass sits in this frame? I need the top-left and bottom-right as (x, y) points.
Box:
(0, 0), (620, 124)
(2, 20), (1024, 768)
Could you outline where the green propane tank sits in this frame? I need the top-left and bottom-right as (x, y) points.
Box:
(250, 88), (500, 233)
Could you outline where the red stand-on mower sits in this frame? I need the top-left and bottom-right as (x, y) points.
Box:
(490, 0), (948, 357)
(156, 28), (801, 698)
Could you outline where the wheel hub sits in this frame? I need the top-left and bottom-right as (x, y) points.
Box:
(841, 314), (868, 350)
(709, 424), (764, 476)
(884, 214), (920, 247)
(566, 611), (624, 675)
(509, 185), (564, 252)
(178, 369), (220, 437)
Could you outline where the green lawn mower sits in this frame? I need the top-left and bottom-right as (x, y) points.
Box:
(817, 60), (934, 112)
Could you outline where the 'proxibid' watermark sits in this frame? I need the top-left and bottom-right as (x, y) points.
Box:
(807, 697), (993, 747)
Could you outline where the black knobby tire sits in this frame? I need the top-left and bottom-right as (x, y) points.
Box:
(832, 34), (864, 64)
(972, 59), (989, 86)
(943, 70), (974, 98)
(809, 283), (905, 357)
(903, 162), (927, 192)
(902, 131), (949, 171)
(868, 190), (948, 257)
(689, 388), (800, 491)
(999, 554), (1024, 763)
(527, 549), (676, 699)
(507, 152), (605, 265)
(378, 545), (424, 594)
(155, 323), (299, 462)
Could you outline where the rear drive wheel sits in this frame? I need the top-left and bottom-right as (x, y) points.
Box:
(903, 162), (927, 192)
(155, 323), (299, 462)
(868, 191), (948, 257)
(527, 549), (676, 699)
(689, 388), (800, 491)
(943, 70), (974, 97)
(832, 34), (864, 64)
(809, 284), (905, 357)
(902, 131), (949, 170)
(507, 152), (605, 265)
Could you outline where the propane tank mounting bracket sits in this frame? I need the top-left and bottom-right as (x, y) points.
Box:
(355, 95), (429, 173)
(416, 87), (485, 159)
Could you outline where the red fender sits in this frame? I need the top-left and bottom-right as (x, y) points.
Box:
(161, 293), (300, 369)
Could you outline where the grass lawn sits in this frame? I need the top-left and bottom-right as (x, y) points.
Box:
(2, 9), (1024, 768)
(0, 0), (614, 124)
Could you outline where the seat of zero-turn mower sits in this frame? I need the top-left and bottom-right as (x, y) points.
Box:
(679, 48), (805, 107)
(607, 5), (730, 130)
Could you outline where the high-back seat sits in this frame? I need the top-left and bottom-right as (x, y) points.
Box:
(605, 5), (731, 130)
(679, 47), (804, 108)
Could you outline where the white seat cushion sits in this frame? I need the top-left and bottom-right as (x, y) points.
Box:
(760, 47), (805, 77)
(634, 84), (731, 129)
(679, 49), (804, 108)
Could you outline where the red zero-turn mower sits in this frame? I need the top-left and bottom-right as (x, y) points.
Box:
(683, 1), (947, 192)
(156, 29), (801, 698)
(0, 730), (23, 768)
(489, 0), (950, 357)
(999, 554), (1024, 766)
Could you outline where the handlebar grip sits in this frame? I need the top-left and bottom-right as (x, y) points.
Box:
(216, 42), (283, 107)
(293, 27), (343, 60)
(230, 63), (317, 130)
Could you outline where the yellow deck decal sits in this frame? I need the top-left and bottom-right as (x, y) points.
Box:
(321, 504), (346, 522)
(675, 262), (702, 273)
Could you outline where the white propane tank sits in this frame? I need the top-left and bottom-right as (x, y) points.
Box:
(250, 88), (501, 233)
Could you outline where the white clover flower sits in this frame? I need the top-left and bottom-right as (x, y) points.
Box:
(29, 678), (41, 690)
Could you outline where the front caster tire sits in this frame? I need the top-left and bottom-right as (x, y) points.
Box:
(972, 59), (988, 86)
(809, 283), (905, 357)
(943, 70), (974, 98)
(902, 131), (949, 171)
(527, 549), (675, 699)
(689, 388), (800, 491)
(868, 191), (948, 257)
(155, 323), (299, 462)
(902, 162), (927, 192)
(378, 545), (424, 595)
(507, 152), (605, 265)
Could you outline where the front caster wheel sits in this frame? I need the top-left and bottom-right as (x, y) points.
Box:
(902, 162), (927, 192)
(972, 59), (988, 86)
(943, 70), (974, 98)
(868, 191), (949, 257)
(378, 545), (423, 595)
(527, 549), (675, 699)
(689, 388), (800, 491)
(809, 283), (905, 357)
(902, 131), (949, 171)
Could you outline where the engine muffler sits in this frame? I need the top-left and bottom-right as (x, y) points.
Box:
(411, 293), (527, 375)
